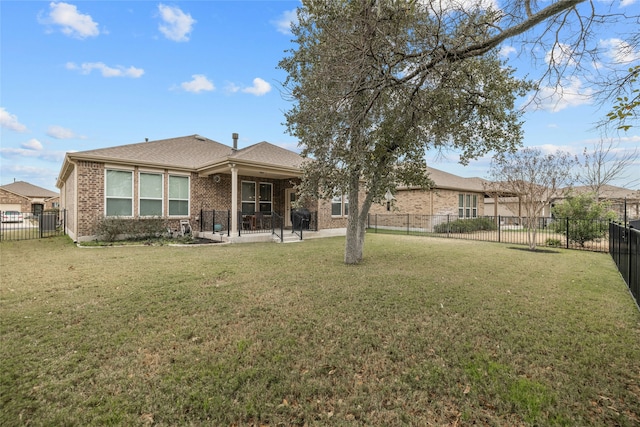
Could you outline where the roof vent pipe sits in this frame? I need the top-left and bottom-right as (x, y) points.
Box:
(232, 133), (238, 151)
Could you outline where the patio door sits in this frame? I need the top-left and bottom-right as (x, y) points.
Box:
(285, 188), (296, 227)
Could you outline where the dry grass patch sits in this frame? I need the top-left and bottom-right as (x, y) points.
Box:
(1, 235), (639, 426)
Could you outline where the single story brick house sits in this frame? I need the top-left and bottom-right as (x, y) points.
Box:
(56, 134), (350, 242)
(369, 166), (488, 218)
(0, 181), (60, 216)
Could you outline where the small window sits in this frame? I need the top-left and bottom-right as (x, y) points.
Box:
(331, 194), (349, 217)
(169, 175), (189, 216)
(139, 172), (163, 216)
(106, 170), (133, 216)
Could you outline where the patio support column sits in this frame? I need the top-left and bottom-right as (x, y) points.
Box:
(230, 164), (238, 233)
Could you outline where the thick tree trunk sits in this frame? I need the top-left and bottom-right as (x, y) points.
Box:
(344, 172), (364, 264)
(344, 171), (374, 264)
(344, 211), (365, 264)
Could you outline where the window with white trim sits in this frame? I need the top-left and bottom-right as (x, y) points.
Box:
(106, 169), (133, 216)
(458, 193), (477, 218)
(168, 175), (189, 216)
(139, 172), (163, 216)
(331, 194), (349, 217)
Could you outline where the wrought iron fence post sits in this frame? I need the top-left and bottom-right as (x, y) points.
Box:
(566, 217), (570, 249)
(498, 215), (501, 243)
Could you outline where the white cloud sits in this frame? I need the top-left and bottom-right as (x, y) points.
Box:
(47, 125), (79, 139)
(599, 38), (640, 65)
(21, 139), (43, 150)
(528, 77), (594, 113)
(0, 147), (66, 163)
(272, 9), (298, 35)
(242, 78), (272, 96)
(535, 143), (580, 156)
(40, 2), (100, 39)
(66, 62), (144, 78)
(620, 0), (637, 7)
(0, 108), (28, 132)
(224, 82), (241, 94)
(499, 45), (516, 59)
(545, 43), (577, 67)
(157, 4), (195, 42)
(180, 74), (214, 93)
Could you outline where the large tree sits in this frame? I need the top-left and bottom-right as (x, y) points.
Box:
(279, 0), (619, 264)
(488, 148), (577, 251)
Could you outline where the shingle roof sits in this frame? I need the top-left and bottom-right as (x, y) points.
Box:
(427, 167), (486, 192)
(69, 135), (233, 169)
(0, 181), (59, 198)
(231, 141), (304, 169)
(66, 135), (304, 171)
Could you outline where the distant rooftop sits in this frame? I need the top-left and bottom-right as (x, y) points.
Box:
(0, 181), (59, 198)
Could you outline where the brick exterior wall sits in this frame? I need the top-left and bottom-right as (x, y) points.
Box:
(0, 189), (30, 212)
(0, 190), (59, 213)
(369, 188), (485, 217)
(75, 161), (105, 238)
(64, 162), (304, 239)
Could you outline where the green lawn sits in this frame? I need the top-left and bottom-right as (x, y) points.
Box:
(1, 235), (639, 426)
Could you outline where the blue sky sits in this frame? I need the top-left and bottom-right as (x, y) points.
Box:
(1, 1), (639, 192)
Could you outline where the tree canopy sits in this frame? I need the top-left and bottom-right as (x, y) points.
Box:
(279, 0), (633, 264)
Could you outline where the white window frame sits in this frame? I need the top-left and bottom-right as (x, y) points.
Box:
(105, 169), (133, 217)
(138, 171), (164, 217)
(458, 193), (478, 218)
(168, 174), (190, 217)
(331, 194), (349, 217)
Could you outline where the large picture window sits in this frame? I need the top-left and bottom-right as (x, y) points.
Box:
(458, 193), (478, 218)
(331, 194), (349, 217)
(139, 172), (163, 216)
(106, 170), (133, 216)
(169, 175), (189, 216)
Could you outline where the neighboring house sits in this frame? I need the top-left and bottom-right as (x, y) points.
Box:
(369, 166), (487, 218)
(550, 185), (640, 220)
(56, 134), (350, 242)
(0, 181), (60, 215)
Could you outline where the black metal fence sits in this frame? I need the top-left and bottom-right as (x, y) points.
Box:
(610, 222), (639, 308)
(367, 214), (613, 252)
(199, 210), (231, 236)
(0, 210), (66, 241)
